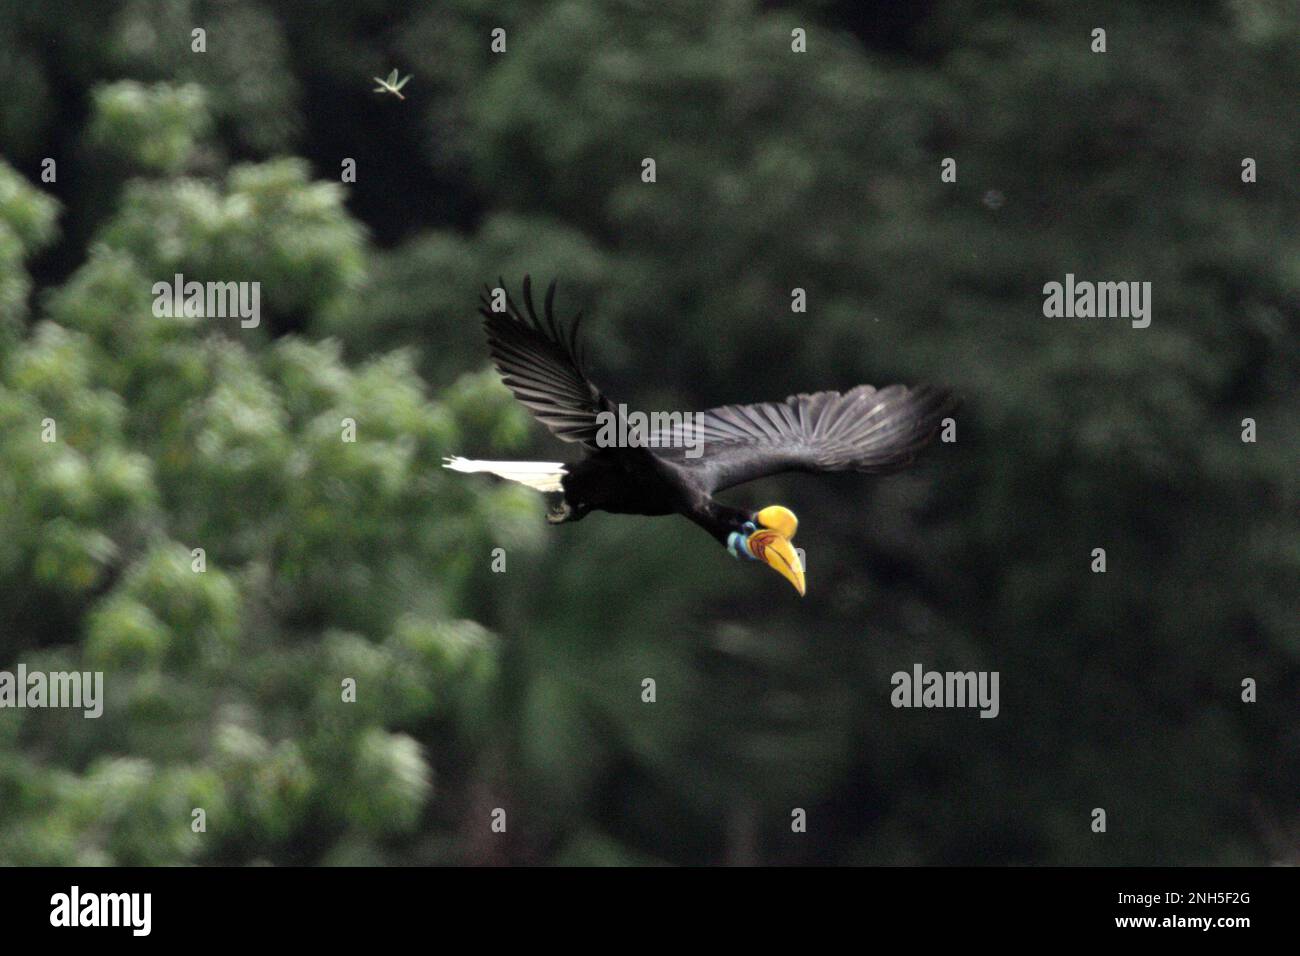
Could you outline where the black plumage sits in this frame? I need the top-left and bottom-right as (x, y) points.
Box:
(481, 278), (607, 446)
(463, 276), (956, 593)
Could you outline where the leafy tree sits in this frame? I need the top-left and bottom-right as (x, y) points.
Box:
(0, 0), (1295, 865)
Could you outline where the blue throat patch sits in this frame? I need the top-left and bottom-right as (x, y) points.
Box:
(727, 531), (753, 560)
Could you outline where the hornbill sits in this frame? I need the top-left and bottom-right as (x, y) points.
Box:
(445, 277), (955, 596)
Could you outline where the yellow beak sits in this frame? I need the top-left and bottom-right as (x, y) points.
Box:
(746, 528), (806, 596)
(755, 505), (798, 540)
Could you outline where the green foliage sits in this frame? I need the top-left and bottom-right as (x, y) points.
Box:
(89, 82), (212, 174)
(98, 159), (366, 321)
(0, 0), (1295, 866)
(0, 96), (530, 862)
(0, 159), (59, 335)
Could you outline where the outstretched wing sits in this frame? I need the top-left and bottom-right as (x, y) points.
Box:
(657, 385), (956, 492)
(481, 276), (610, 447)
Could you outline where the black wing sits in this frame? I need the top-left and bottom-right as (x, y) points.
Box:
(481, 276), (610, 447)
(656, 385), (956, 492)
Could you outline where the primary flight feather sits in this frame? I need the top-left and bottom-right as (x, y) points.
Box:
(445, 276), (956, 596)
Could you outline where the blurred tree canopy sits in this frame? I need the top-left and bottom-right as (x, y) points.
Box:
(0, 0), (1295, 865)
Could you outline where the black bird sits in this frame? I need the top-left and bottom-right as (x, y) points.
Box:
(445, 277), (956, 595)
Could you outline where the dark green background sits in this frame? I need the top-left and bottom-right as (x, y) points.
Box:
(0, 0), (1295, 865)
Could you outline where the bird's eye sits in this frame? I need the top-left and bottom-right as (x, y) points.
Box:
(742, 521), (756, 534)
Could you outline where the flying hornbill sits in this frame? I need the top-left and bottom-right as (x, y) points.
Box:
(445, 277), (955, 596)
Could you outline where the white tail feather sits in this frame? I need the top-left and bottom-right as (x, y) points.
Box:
(442, 456), (567, 493)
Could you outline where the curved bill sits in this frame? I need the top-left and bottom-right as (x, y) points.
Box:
(755, 505), (798, 540)
(746, 528), (806, 596)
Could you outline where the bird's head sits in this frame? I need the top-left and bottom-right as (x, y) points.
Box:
(726, 505), (805, 596)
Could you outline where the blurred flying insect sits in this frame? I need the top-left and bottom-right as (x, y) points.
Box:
(372, 69), (411, 100)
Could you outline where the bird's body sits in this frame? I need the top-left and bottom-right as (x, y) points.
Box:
(561, 448), (685, 518)
(445, 277), (956, 594)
